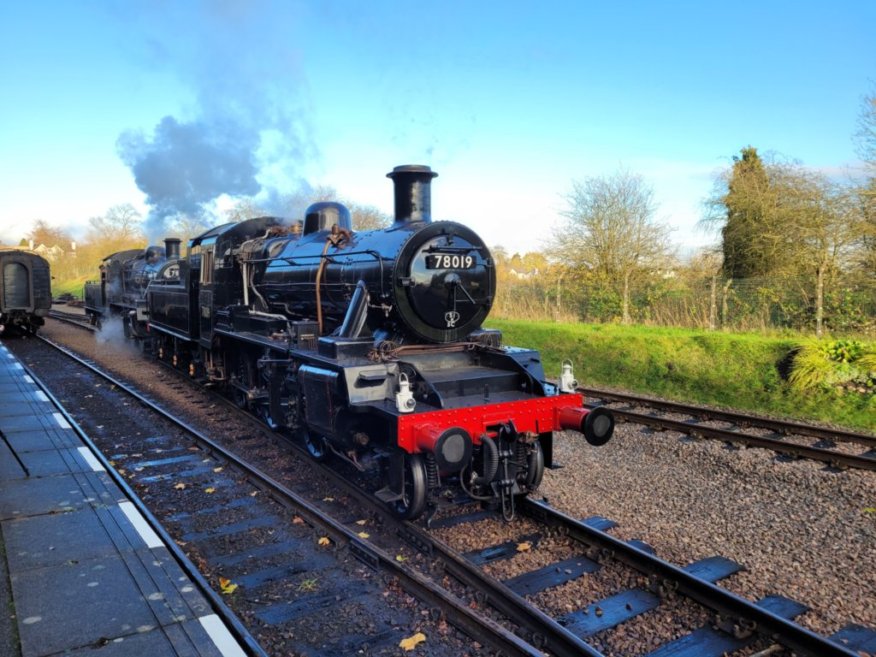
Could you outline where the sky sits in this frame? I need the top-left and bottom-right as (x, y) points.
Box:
(0, 0), (873, 256)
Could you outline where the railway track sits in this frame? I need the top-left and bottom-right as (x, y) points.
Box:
(19, 335), (529, 656)
(14, 329), (876, 657)
(47, 308), (96, 331)
(50, 311), (876, 472)
(581, 386), (876, 472)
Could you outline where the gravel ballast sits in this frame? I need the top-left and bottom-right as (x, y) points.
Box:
(19, 318), (876, 653)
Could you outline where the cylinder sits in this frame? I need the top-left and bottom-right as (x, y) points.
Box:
(387, 165), (438, 224)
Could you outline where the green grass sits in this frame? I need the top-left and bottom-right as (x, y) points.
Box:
(51, 276), (87, 300)
(487, 319), (876, 432)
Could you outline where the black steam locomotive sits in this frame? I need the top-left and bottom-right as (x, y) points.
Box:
(142, 165), (613, 520)
(84, 241), (180, 336)
(0, 249), (51, 336)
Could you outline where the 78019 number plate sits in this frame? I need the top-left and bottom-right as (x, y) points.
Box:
(426, 253), (475, 269)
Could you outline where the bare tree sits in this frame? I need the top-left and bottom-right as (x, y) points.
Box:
(855, 87), (876, 173)
(779, 170), (865, 336)
(86, 204), (144, 246)
(551, 170), (672, 324)
(27, 219), (73, 249)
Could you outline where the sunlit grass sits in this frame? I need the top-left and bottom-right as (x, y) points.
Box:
(487, 318), (876, 431)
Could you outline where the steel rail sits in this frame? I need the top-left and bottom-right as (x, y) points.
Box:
(522, 498), (859, 657)
(47, 310), (97, 331)
(579, 385), (876, 447)
(601, 405), (876, 471)
(17, 355), (268, 657)
(37, 332), (864, 656)
(34, 334), (540, 657)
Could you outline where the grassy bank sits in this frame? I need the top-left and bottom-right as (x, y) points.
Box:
(488, 319), (876, 432)
(51, 276), (87, 300)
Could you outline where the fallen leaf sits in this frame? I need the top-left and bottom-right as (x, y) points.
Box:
(517, 541), (532, 552)
(399, 632), (426, 651)
(357, 532), (370, 539)
(318, 536), (331, 546)
(864, 507), (876, 514)
(395, 554), (407, 563)
(218, 577), (238, 595)
(355, 519), (368, 526)
(213, 467), (224, 473)
(249, 491), (258, 497)
(322, 497), (334, 502)
(292, 516), (305, 525)
(204, 487), (216, 494)
(174, 483), (186, 490)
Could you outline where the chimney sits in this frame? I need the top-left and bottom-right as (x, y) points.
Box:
(164, 238), (181, 259)
(386, 165), (438, 224)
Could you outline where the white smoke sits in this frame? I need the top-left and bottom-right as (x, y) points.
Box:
(112, 2), (317, 241)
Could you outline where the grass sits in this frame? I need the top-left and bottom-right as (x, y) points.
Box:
(487, 318), (876, 432)
(51, 276), (87, 300)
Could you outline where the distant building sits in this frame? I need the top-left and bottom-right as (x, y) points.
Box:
(25, 240), (76, 261)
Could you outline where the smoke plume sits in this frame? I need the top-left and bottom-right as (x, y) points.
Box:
(112, 2), (316, 242)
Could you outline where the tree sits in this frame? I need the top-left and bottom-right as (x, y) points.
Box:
(222, 198), (268, 223)
(27, 219), (73, 249)
(347, 203), (391, 231)
(551, 170), (672, 324)
(855, 87), (876, 173)
(854, 89), (876, 272)
(717, 147), (789, 280)
(86, 204), (144, 246)
(782, 170), (864, 336)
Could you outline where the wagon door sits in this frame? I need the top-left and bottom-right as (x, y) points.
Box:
(2, 260), (32, 310)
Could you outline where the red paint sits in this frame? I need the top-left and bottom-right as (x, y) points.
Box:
(397, 393), (585, 453)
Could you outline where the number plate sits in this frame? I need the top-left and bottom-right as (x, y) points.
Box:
(426, 253), (476, 269)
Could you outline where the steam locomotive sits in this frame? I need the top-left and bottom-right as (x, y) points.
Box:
(0, 249), (51, 336)
(142, 165), (614, 520)
(84, 242), (179, 336)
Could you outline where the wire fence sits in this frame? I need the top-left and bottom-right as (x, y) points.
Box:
(492, 272), (876, 336)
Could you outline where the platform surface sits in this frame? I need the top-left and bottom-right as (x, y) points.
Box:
(0, 340), (249, 657)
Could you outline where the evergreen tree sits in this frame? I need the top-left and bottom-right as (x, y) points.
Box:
(720, 147), (777, 279)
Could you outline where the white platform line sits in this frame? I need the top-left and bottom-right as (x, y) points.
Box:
(76, 447), (106, 472)
(13, 362), (22, 370)
(118, 501), (164, 549)
(53, 412), (72, 429)
(198, 615), (247, 657)
(35, 390), (49, 402)
(23, 375), (34, 383)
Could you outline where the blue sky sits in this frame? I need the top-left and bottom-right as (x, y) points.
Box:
(0, 0), (873, 255)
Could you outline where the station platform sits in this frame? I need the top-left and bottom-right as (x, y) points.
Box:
(0, 341), (256, 657)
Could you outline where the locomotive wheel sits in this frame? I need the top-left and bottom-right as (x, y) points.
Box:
(231, 388), (248, 409)
(523, 441), (545, 490)
(392, 454), (427, 520)
(303, 430), (329, 462)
